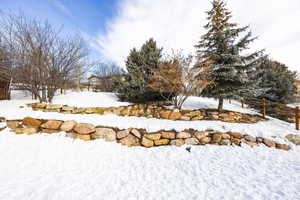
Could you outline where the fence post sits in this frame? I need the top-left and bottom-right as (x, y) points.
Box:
(262, 98), (266, 119)
(241, 98), (244, 108)
(295, 106), (299, 131)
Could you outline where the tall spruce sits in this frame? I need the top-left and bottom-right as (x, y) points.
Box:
(256, 58), (297, 104)
(195, 0), (263, 111)
(113, 38), (164, 102)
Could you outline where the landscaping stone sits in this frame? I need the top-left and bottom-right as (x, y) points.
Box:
(276, 143), (291, 151)
(95, 128), (116, 141)
(117, 129), (130, 139)
(41, 120), (63, 130)
(220, 139), (231, 145)
(119, 134), (140, 147)
(231, 138), (241, 145)
(22, 117), (42, 127)
(263, 139), (276, 148)
(170, 139), (185, 146)
(169, 111), (181, 120)
(66, 132), (78, 139)
(46, 104), (62, 110)
(228, 132), (243, 139)
(195, 131), (209, 140)
(131, 129), (142, 138)
(185, 138), (199, 145)
(74, 123), (95, 134)
(41, 129), (59, 134)
(144, 133), (161, 140)
(60, 120), (77, 132)
(244, 135), (256, 142)
(159, 110), (172, 119)
(14, 127), (38, 135)
(221, 133), (231, 140)
(285, 134), (300, 145)
(154, 139), (169, 146)
(78, 134), (92, 141)
(199, 136), (211, 144)
(141, 137), (154, 147)
(161, 131), (176, 139)
(62, 106), (75, 111)
(177, 132), (191, 139)
(7, 120), (21, 129)
(212, 133), (222, 143)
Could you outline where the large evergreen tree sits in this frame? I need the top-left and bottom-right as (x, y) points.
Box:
(195, 0), (263, 111)
(113, 38), (164, 102)
(256, 58), (297, 104)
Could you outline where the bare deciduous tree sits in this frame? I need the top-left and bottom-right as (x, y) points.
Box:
(149, 51), (213, 109)
(0, 13), (89, 102)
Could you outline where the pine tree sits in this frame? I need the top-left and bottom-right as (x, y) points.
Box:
(113, 38), (164, 102)
(195, 0), (263, 111)
(256, 58), (297, 104)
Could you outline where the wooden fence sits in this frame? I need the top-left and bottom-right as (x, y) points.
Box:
(241, 98), (300, 130)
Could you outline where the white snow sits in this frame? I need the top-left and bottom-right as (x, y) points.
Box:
(0, 90), (300, 200)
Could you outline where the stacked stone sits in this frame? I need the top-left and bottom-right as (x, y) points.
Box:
(27, 103), (264, 123)
(4, 117), (291, 151)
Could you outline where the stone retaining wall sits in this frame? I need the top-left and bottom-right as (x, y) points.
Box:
(27, 103), (264, 123)
(3, 117), (290, 150)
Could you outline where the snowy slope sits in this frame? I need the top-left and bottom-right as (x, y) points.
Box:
(0, 129), (299, 200)
(0, 91), (300, 200)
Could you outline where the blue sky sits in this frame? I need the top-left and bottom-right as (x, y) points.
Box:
(0, 0), (119, 61)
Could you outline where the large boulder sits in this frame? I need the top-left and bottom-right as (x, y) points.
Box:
(78, 134), (92, 141)
(185, 138), (199, 145)
(141, 137), (154, 147)
(195, 131), (209, 140)
(41, 120), (63, 130)
(131, 129), (142, 138)
(177, 132), (191, 139)
(161, 131), (176, 139)
(228, 132), (243, 139)
(7, 120), (21, 129)
(22, 117), (42, 127)
(159, 110), (172, 119)
(170, 139), (185, 146)
(285, 134), (300, 145)
(169, 112), (181, 120)
(119, 134), (140, 147)
(74, 123), (96, 135)
(275, 143), (290, 151)
(263, 139), (276, 148)
(117, 129), (130, 139)
(154, 139), (169, 146)
(14, 127), (38, 135)
(60, 120), (77, 132)
(94, 128), (117, 141)
(212, 133), (222, 143)
(144, 133), (161, 140)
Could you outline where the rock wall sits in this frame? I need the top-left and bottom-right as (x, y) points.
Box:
(3, 117), (290, 150)
(27, 103), (264, 123)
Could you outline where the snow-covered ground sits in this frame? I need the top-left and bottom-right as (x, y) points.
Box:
(0, 90), (300, 200)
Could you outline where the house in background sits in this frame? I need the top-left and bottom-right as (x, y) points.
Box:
(88, 75), (113, 92)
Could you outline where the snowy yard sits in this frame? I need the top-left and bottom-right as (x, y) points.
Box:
(0, 91), (300, 200)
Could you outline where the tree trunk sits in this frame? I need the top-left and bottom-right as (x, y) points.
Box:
(218, 98), (224, 112)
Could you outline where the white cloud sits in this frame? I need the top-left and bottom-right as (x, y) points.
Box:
(97, 0), (300, 74)
(51, 0), (73, 18)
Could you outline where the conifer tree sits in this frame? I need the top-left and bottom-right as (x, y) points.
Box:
(113, 38), (164, 102)
(256, 58), (297, 104)
(195, 0), (263, 111)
